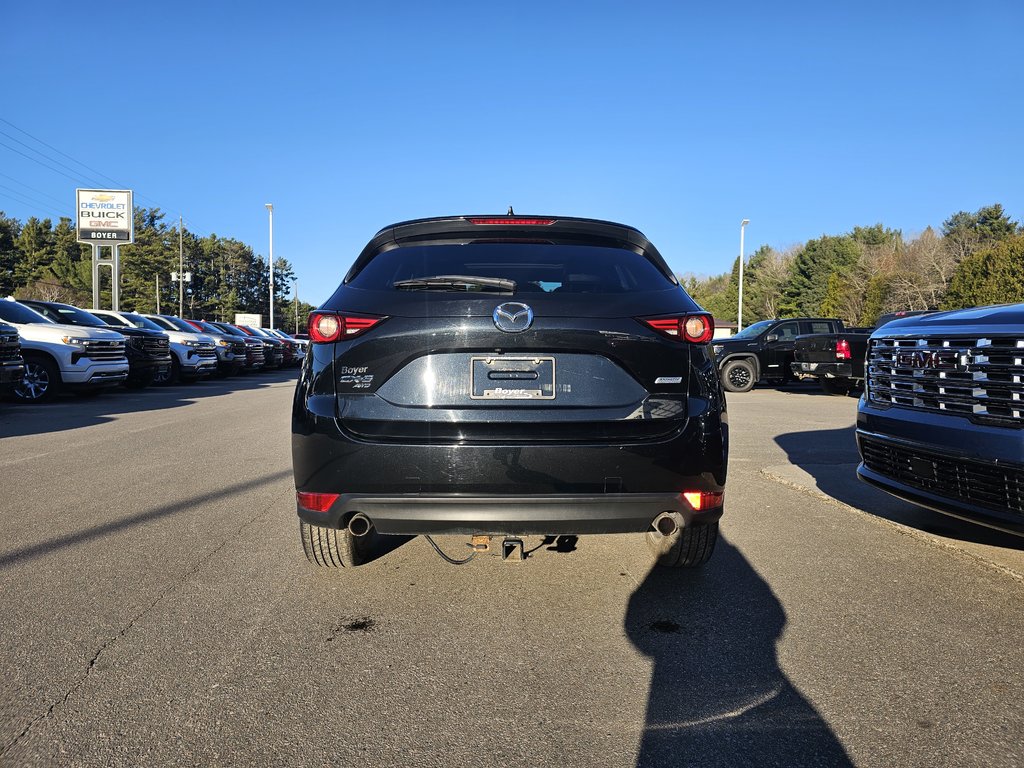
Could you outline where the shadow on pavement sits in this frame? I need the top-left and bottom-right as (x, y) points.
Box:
(625, 537), (853, 767)
(0, 369), (298, 439)
(775, 425), (1024, 551)
(0, 469), (293, 571)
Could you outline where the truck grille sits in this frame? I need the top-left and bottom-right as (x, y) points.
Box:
(0, 332), (20, 361)
(231, 340), (247, 356)
(130, 336), (171, 357)
(867, 335), (1024, 426)
(83, 339), (126, 361)
(197, 344), (217, 359)
(860, 436), (1024, 517)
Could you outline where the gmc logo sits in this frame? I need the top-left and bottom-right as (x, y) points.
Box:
(895, 350), (959, 369)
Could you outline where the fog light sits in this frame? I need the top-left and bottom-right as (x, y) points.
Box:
(296, 491), (339, 512)
(682, 491), (724, 512)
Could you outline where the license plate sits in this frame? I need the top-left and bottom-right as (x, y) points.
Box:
(801, 363), (819, 371)
(470, 356), (556, 400)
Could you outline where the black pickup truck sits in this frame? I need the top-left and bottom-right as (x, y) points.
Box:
(713, 317), (845, 392)
(857, 303), (1024, 537)
(792, 311), (932, 396)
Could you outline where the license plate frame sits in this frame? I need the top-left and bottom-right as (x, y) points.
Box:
(470, 356), (556, 400)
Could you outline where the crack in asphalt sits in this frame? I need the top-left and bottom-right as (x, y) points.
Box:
(0, 486), (292, 759)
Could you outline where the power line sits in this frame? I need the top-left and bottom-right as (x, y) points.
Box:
(0, 171), (71, 208)
(0, 117), (219, 239)
(0, 189), (70, 219)
(0, 128), (111, 189)
(0, 117), (128, 189)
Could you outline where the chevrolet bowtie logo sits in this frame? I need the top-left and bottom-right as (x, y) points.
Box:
(493, 303), (534, 333)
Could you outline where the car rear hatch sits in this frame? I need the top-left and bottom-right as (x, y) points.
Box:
(319, 225), (711, 444)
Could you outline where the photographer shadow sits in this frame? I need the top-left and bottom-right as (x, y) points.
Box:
(625, 536), (852, 767)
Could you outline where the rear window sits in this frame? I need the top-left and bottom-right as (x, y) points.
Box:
(348, 244), (673, 294)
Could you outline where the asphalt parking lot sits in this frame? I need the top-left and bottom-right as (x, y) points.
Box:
(1, 375), (1022, 767)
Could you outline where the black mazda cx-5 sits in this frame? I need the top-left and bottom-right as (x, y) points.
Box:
(292, 215), (728, 569)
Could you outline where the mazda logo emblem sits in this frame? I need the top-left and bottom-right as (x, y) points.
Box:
(493, 302), (534, 333)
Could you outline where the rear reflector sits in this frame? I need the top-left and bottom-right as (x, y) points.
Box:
(308, 312), (383, 343)
(467, 217), (555, 226)
(682, 491), (724, 512)
(640, 315), (714, 344)
(297, 492), (339, 512)
(836, 339), (851, 360)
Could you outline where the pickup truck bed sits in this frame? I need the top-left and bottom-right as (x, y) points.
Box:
(791, 329), (873, 395)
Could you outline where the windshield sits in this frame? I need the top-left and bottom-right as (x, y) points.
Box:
(349, 243), (674, 294)
(211, 322), (245, 337)
(729, 320), (776, 340)
(160, 315), (200, 333)
(121, 313), (166, 331)
(0, 300), (53, 324)
(35, 304), (106, 327)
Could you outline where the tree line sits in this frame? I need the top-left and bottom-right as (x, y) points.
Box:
(686, 204), (1024, 327)
(0, 207), (316, 332)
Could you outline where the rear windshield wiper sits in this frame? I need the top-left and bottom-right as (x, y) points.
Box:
(392, 275), (517, 293)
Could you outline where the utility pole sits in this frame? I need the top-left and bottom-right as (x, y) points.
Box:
(156, 275), (161, 314)
(266, 203), (274, 329)
(178, 215), (185, 318)
(738, 219), (750, 332)
(294, 280), (299, 335)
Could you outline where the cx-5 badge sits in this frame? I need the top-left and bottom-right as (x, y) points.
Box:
(493, 302), (534, 333)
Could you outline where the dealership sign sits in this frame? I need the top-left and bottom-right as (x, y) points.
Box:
(76, 189), (133, 243)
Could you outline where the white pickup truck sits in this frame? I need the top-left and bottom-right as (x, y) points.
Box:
(0, 299), (129, 402)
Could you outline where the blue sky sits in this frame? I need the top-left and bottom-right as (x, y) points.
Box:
(3, 0), (1022, 305)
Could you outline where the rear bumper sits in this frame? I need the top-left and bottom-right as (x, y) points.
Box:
(791, 361), (854, 378)
(297, 492), (723, 535)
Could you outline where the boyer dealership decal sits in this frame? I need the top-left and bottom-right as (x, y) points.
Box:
(76, 189), (134, 243)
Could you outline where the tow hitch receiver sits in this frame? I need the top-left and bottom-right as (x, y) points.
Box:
(502, 538), (525, 562)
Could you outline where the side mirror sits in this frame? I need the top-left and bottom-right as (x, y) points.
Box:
(765, 334), (779, 342)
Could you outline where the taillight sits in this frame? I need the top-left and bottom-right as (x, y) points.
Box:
(466, 217), (555, 226)
(640, 314), (714, 344)
(836, 340), (851, 360)
(682, 491), (724, 512)
(297, 491), (339, 512)
(308, 312), (384, 343)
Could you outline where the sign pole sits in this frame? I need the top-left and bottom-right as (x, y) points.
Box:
(112, 244), (121, 311)
(91, 244), (101, 309)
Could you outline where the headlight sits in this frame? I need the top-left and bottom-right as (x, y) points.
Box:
(216, 339), (230, 347)
(61, 336), (86, 346)
(712, 344), (723, 355)
(181, 340), (201, 348)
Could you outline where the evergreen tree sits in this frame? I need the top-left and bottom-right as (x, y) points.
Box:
(941, 235), (1024, 309)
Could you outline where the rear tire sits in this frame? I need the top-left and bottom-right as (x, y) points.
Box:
(300, 520), (377, 568)
(721, 359), (756, 393)
(820, 378), (852, 396)
(648, 521), (719, 568)
(15, 355), (61, 403)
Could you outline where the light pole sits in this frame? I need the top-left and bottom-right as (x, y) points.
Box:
(179, 215), (185, 318)
(266, 203), (274, 329)
(737, 218), (750, 332)
(293, 279), (299, 335)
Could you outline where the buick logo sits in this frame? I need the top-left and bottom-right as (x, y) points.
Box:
(493, 302), (533, 333)
(896, 350), (960, 370)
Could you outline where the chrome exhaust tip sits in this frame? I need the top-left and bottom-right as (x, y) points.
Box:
(347, 513), (372, 537)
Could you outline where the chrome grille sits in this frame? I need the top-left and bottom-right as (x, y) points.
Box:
(143, 337), (170, 355)
(867, 335), (1024, 426)
(196, 343), (217, 359)
(861, 437), (1024, 517)
(0, 332), (20, 361)
(83, 339), (126, 361)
